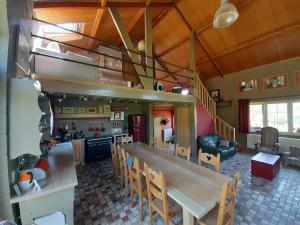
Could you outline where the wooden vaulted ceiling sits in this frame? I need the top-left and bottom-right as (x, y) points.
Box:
(34, 0), (300, 87)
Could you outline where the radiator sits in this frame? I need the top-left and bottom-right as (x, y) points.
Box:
(247, 134), (300, 153)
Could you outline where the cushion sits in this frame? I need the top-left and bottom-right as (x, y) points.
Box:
(207, 140), (216, 148)
(219, 140), (230, 147)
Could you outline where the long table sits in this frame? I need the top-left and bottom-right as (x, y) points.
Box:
(122, 142), (232, 225)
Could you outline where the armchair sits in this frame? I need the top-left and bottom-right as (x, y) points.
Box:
(283, 146), (300, 167)
(255, 127), (280, 154)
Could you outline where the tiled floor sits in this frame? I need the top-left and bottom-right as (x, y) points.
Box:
(74, 151), (300, 225)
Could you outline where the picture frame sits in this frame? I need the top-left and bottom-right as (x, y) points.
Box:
(295, 71), (300, 86)
(210, 89), (220, 102)
(264, 73), (288, 89)
(87, 108), (97, 113)
(62, 107), (75, 114)
(103, 105), (111, 114)
(76, 107), (86, 113)
(237, 79), (257, 92)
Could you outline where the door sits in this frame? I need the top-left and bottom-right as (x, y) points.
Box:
(154, 116), (162, 142)
(175, 105), (192, 148)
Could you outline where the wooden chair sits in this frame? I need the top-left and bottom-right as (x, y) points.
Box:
(198, 148), (221, 172)
(196, 172), (240, 225)
(116, 145), (125, 186)
(126, 152), (147, 221)
(121, 148), (130, 200)
(110, 143), (119, 178)
(149, 137), (159, 148)
(175, 144), (191, 161)
(157, 141), (172, 153)
(144, 163), (182, 225)
(121, 135), (133, 144)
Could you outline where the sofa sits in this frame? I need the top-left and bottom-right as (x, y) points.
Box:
(197, 134), (237, 160)
(283, 145), (300, 167)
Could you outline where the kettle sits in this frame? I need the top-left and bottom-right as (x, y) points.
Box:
(18, 171), (33, 191)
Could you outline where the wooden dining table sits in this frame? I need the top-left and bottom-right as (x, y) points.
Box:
(122, 142), (232, 225)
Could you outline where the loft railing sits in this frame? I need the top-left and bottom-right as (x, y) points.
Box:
(32, 18), (194, 90)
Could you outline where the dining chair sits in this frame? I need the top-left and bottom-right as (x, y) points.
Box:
(121, 135), (134, 144)
(144, 162), (182, 225)
(196, 172), (240, 225)
(198, 148), (221, 172)
(175, 144), (191, 161)
(126, 152), (147, 221)
(149, 137), (159, 148)
(121, 148), (130, 200)
(116, 145), (125, 186)
(157, 141), (172, 153)
(110, 143), (119, 179)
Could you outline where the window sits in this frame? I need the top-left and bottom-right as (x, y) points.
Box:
(250, 104), (263, 132)
(249, 100), (300, 135)
(267, 103), (288, 132)
(293, 102), (300, 134)
(42, 23), (82, 38)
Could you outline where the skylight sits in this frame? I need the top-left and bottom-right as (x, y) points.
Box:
(43, 23), (80, 35)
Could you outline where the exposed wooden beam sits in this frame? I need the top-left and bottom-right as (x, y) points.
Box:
(174, 5), (224, 77)
(87, 9), (105, 49)
(189, 30), (196, 73)
(33, 1), (175, 9)
(109, 7), (154, 89)
(145, 7), (153, 78)
(157, 0), (252, 59)
(116, 8), (145, 45)
(145, 0), (152, 7)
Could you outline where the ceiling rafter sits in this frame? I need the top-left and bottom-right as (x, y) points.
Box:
(33, 1), (175, 9)
(157, 0), (252, 59)
(116, 8), (145, 45)
(174, 5), (224, 77)
(87, 9), (106, 49)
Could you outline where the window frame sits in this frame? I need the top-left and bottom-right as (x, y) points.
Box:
(249, 100), (300, 136)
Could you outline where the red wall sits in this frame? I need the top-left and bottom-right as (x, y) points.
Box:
(153, 108), (174, 129)
(196, 100), (214, 135)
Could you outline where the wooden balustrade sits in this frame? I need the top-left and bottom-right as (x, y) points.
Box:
(194, 75), (236, 142)
(216, 116), (236, 142)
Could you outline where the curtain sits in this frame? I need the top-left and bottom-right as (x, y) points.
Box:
(238, 99), (250, 133)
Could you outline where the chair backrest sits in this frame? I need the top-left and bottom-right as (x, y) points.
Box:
(121, 135), (133, 144)
(126, 152), (143, 188)
(116, 145), (124, 172)
(175, 144), (191, 161)
(261, 127), (279, 147)
(144, 162), (169, 217)
(110, 143), (117, 166)
(217, 172), (240, 225)
(121, 148), (128, 176)
(198, 148), (221, 172)
(158, 141), (171, 152)
(149, 137), (159, 147)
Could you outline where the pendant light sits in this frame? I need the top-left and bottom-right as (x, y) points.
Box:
(213, 0), (239, 29)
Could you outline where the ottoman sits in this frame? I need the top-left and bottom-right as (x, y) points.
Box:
(251, 152), (280, 180)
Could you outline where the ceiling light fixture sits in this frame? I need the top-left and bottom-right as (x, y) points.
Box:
(213, 0), (239, 29)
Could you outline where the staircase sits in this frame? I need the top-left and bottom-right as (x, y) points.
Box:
(194, 75), (236, 142)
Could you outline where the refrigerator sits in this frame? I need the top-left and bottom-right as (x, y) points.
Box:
(128, 114), (145, 143)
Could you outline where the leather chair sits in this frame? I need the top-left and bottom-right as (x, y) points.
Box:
(255, 127), (280, 154)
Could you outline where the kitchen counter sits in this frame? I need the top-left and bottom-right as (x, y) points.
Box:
(10, 142), (78, 225)
(10, 142), (78, 203)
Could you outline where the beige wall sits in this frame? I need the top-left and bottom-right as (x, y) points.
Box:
(206, 56), (300, 147)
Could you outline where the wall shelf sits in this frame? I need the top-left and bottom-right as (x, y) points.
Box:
(55, 113), (111, 120)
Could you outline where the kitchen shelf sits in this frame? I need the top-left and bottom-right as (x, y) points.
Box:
(55, 113), (111, 120)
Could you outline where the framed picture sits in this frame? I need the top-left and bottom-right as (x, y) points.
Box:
(103, 105), (111, 114)
(99, 105), (103, 114)
(295, 71), (300, 86)
(76, 107), (86, 113)
(54, 107), (62, 114)
(62, 107), (75, 114)
(87, 108), (97, 113)
(238, 79), (257, 92)
(210, 89), (220, 102)
(264, 73), (288, 89)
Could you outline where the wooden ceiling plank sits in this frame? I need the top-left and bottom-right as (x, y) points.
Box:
(33, 2), (101, 9)
(101, 0), (108, 8)
(116, 8), (145, 45)
(174, 5), (224, 77)
(157, 0), (252, 59)
(87, 9), (105, 49)
(145, 7), (154, 78)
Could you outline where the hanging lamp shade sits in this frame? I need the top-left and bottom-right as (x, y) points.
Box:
(213, 0), (239, 29)
(137, 40), (145, 52)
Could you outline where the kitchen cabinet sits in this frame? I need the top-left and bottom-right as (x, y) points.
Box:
(9, 79), (43, 159)
(71, 139), (85, 165)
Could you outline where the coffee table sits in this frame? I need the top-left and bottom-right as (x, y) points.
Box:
(251, 152), (280, 180)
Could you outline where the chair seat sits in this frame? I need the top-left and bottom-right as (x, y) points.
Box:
(258, 146), (276, 154)
(152, 198), (182, 218)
